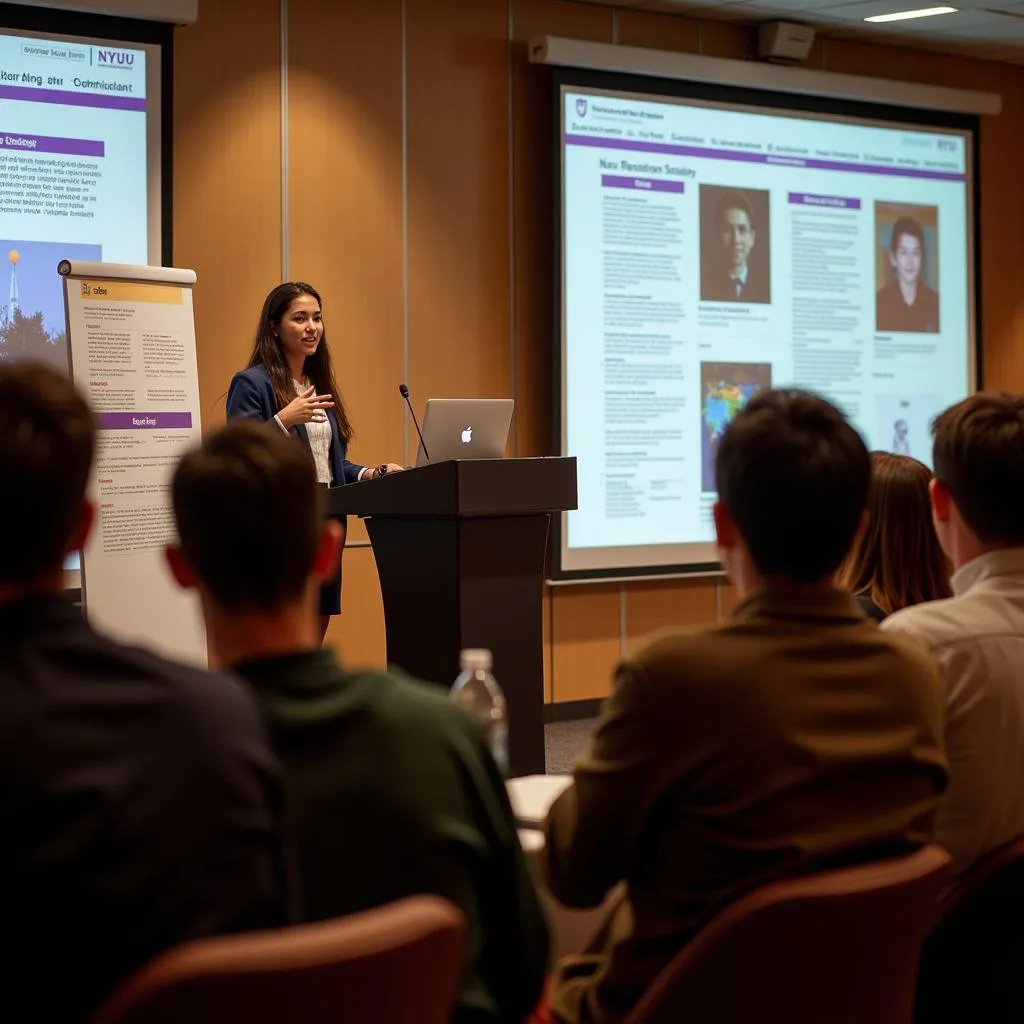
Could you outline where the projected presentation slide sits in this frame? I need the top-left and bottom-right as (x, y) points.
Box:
(0, 31), (152, 371)
(0, 28), (159, 583)
(559, 85), (975, 575)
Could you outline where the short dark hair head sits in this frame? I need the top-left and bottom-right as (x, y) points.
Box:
(172, 419), (324, 611)
(0, 362), (95, 584)
(890, 216), (924, 255)
(715, 389), (871, 582)
(716, 190), (755, 230)
(931, 392), (1024, 545)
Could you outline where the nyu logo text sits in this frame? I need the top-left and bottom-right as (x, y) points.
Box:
(96, 49), (134, 67)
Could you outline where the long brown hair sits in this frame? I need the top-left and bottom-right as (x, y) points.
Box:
(246, 282), (354, 444)
(838, 451), (952, 616)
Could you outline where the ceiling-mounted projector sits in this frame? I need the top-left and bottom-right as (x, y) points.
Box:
(758, 21), (815, 65)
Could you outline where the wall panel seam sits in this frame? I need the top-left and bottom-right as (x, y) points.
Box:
(619, 584), (627, 657)
(280, 0), (289, 280)
(509, 0), (517, 456)
(548, 589), (556, 703)
(401, 0), (410, 467)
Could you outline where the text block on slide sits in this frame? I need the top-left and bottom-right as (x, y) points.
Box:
(61, 260), (207, 666)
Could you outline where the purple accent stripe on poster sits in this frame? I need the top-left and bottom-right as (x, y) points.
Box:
(0, 83), (145, 112)
(0, 132), (104, 157)
(566, 134), (965, 182)
(602, 174), (684, 193)
(788, 192), (862, 209)
(97, 412), (193, 430)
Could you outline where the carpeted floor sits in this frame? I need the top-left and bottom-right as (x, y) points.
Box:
(544, 718), (597, 775)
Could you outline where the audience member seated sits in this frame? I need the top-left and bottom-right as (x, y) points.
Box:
(0, 364), (288, 1022)
(838, 451), (952, 622)
(166, 419), (549, 1024)
(537, 390), (949, 1024)
(883, 393), (1024, 876)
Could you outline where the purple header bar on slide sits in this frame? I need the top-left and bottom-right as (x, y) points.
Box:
(0, 132), (104, 157)
(97, 412), (193, 430)
(0, 83), (145, 112)
(789, 192), (862, 209)
(567, 134), (965, 183)
(602, 174), (684, 194)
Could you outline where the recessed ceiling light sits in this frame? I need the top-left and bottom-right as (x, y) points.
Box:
(864, 6), (957, 22)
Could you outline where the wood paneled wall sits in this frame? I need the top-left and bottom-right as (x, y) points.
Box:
(175, 0), (1024, 705)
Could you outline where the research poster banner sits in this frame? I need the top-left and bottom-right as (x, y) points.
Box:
(61, 261), (206, 665)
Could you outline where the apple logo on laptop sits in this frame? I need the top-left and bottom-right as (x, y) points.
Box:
(461, 427), (473, 444)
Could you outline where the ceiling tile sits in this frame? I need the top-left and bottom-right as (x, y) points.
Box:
(738, 0), (846, 13)
(805, 1), (962, 18)
(580, 0), (1024, 60)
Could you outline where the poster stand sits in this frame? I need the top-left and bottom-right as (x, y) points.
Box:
(60, 260), (206, 665)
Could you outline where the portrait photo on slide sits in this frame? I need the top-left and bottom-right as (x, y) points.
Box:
(699, 185), (772, 305)
(875, 202), (939, 334)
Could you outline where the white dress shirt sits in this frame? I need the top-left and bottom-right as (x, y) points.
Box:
(883, 548), (1024, 874)
(730, 264), (748, 299)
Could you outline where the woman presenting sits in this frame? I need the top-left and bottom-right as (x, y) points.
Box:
(227, 282), (402, 642)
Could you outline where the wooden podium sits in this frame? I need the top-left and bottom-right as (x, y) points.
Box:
(326, 457), (577, 776)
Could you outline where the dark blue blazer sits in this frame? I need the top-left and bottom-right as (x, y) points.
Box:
(227, 365), (364, 486)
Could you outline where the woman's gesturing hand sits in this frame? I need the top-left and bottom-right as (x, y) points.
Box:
(278, 385), (334, 428)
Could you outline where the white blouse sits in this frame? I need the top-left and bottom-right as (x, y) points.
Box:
(275, 378), (333, 485)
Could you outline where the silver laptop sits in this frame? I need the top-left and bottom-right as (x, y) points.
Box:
(415, 398), (514, 467)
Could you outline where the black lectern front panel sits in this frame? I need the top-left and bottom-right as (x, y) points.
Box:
(335, 459), (577, 777)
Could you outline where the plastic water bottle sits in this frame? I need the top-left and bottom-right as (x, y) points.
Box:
(451, 648), (508, 776)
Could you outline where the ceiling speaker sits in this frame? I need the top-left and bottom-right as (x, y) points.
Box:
(758, 21), (816, 65)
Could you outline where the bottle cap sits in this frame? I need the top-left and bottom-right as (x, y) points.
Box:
(460, 648), (493, 672)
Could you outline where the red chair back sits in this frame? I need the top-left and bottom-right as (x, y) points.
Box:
(916, 836), (1024, 1023)
(93, 895), (466, 1024)
(625, 845), (950, 1024)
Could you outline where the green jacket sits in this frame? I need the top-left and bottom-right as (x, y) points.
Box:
(234, 650), (549, 1023)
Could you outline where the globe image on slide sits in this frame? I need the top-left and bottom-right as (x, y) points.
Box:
(700, 362), (772, 493)
(704, 384), (755, 441)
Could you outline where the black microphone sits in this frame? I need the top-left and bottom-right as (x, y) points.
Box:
(399, 383), (429, 462)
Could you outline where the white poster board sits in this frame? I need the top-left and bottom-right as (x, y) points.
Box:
(60, 260), (206, 666)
